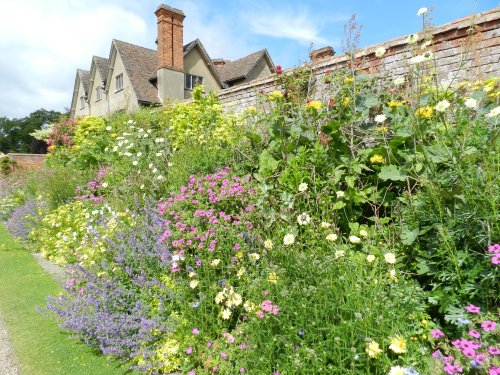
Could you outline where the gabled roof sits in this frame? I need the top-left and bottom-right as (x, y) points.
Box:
(149, 39), (224, 88)
(183, 39), (224, 87)
(77, 69), (91, 92)
(93, 56), (109, 81)
(217, 49), (275, 84)
(107, 39), (160, 104)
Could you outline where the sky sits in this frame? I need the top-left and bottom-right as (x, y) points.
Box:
(0, 0), (498, 119)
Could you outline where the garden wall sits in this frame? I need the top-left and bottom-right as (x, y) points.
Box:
(7, 154), (45, 169)
(217, 7), (500, 111)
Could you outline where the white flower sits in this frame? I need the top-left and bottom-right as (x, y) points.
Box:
(375, 114), (387, 123)
(221, 308), (232, 320)
(248, 253), (260, 261)
(384, 253), (396, 264)
(215, 292), (225, 304)
(210, 259), (220, 266)
(101, 182), (108, 188)
(390, 269), (397, 278)
(152, 168), (158, 173)
(409, 55), (426, 64)
(167, 162), (173, 167)
(127, 119), (134, 124)
(321, 222), (332, 228)
(366, 254), (376, 263)
(297, 213), (311, 225)
(349, 235), (361, 244)
(155, 152), (162, 157)
(435, 100), (451, 112)
(486, 106), (500, 118)
(106, 126), (112, 131)
(157, 175), (164, 181)
(136, 152), (142, 157)
(132, 160), (138, 166)
(417, 7), (428, 16)
(326, 233), (338, 241)
(407, 33), (419, 44)
(464, 98), (478, 109)
(359, 230), (368, 237)
(335, 250), (345, 259)
(375, 46), (386, 58)
(394, 77), (405, 86)
(283, 233), (295, 245)
(298, 182), (308, 192)
(336, 191), (345, 198)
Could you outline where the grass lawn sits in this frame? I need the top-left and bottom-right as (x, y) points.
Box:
(0, 224), (136, 375)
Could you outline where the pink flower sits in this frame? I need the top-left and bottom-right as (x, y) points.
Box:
(475, 353), (487, 363)
(492, 255), (500, 265)
(432, 349), (442, 357)
(261, 300), (273, 312)
(462, 347), (476, 357)
(444, 363), (463, 374)
(276, 66), (283, 74)
(66, 278), (75, 287)
(490, 366), (500, 375)
(239, 368), (246, 373)
(256, 310), (264, 318)
(481, 320), (496, 332)
(220, 352), (228, 359)
(186, 347), (193, 355)
(207, 341), (212, 347)
(465, 304), (481, 314)
(188, 371), (196, 375)
(262, 290), (269, 296)
(192, 328), (199, 335)
(488, 346), (500, 355)
(469, 329), (481, 338)
(272, 305), (279, 315)
(488, 244), (500, 254)
(431, 329), (445, 338)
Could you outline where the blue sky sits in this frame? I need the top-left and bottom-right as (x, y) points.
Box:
(0, 0), (498, 118)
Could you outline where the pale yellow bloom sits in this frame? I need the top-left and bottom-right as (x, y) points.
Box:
(268, 272), (279, 284)
(189, 280), (199, 289)
(389, 336), (407, 353)
(264, 239), (273, 249)
(384, 253), (396, 264)
(366, 341), (383, 357)
(221, 308), (232, 320)
(326, 233), (338, 241)
(367, 254), (376, 263)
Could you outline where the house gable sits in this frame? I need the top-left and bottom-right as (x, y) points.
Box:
(70, 69), (90, 119)
(217, 49), (275, 87)
(87, 56), (109, 117)
(183, 39), (224, 99)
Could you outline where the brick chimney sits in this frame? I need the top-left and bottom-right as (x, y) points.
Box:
(310, 46), (335, 63)
(155, 4), (185, 101)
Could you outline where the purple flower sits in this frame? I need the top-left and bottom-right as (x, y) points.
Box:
(465, 304), (481, 314)
(481, 320), (496, 332)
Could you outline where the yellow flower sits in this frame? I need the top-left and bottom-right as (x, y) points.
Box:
(236, 251), (244, 259)
(370, 155), (385, 164)
(415, 106), (433, 118)
(384, 253), (396, 264)
(268, 90), (284, 101)
(237, 267), (246, 278)
(376, 126), (389, 133)
(389, 336), (407, 354)
(264, 239), (273, 250)
(268, 272), (278, 284)
(366, 341), (383, 358)
(367, 254), (376, 263)
(342, 97), (351, 105)
(344, 77), (355, 84)
(387, 100), (404, 108)
(189, 280), (199, 289)
(305, 100), (322, 110)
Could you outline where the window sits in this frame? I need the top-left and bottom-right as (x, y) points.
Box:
(185, 74), (203, 90)
(80, 96), (85, 109)
(96, 86), (102, 101)
(115, 73), (123, 91)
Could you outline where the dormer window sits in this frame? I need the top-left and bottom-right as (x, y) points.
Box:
(115, 73), (123, 92)
(185, 74), (203, 90)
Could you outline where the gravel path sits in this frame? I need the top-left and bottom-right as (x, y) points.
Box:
(0, 313), (20, 375)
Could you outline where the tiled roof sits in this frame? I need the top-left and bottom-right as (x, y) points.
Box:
(216, 49), (274, 84)
(93, 56), (109, 81)
(77, 69), (90, 92)
(113, 39), (160, 104)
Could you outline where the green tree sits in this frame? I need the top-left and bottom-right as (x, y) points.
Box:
(0, 109), (62, 153)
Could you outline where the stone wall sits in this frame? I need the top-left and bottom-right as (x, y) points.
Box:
(217, 7), (500, 112)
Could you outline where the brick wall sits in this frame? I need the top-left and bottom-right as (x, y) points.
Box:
(7, 154), (45, 170)
(217, 7), (500, 112)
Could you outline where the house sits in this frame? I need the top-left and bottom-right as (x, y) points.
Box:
(70, 4), (276, 119)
